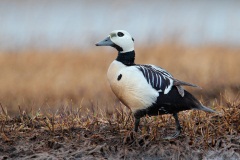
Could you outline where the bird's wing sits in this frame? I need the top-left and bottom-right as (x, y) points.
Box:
(173, 79), (201, 97)
(136, 64), (201, 97)
(172, 78), (200, 88)
(136, 64), (174, 94)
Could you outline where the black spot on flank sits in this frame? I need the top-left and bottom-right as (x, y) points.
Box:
(117, 74), (122, 81)
(117, 32), (124, 37)
(132, 37), (134, 41)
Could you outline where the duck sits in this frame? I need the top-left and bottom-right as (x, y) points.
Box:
(95, 30), (215, 139)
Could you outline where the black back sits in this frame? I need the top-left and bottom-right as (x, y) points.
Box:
(135, 87), (202, 118)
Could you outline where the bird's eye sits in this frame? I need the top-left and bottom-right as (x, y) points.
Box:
(117, 32), (124, 37)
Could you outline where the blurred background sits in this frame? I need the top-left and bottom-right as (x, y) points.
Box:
(0, 0), (239, 114)
(1, 0), (240, 50)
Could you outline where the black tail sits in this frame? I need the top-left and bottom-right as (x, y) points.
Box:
(183, 89), (215, 113)
(195, 105), (215, 113)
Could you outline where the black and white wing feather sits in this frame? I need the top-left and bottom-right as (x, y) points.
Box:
(136, 64), (200, 97)
(136, 64), (174, 94)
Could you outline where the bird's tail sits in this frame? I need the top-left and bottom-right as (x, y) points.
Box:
(195, 105), (216, 113)
(183, 89), (215, 113)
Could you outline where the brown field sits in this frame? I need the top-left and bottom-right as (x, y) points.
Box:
(0, 44), (240, 159)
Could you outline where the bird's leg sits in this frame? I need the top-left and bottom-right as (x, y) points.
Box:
(123, 113), (142, 144)
(134, 118), (140, 132)
(164, 113), (182, 140)
(133, 109), (146, 132)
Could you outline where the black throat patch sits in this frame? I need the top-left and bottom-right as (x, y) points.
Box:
(111, 44), (123, 52)
(116, 50), (135, 66)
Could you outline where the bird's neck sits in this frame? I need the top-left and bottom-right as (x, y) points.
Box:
(116, 50), (135, 66)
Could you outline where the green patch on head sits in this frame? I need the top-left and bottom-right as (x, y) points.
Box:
(110, 32), (117, 38)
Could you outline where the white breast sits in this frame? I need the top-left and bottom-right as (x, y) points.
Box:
(107, 60), (159, 112)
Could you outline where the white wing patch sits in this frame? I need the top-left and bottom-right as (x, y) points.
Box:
(136, 64), (174, 94)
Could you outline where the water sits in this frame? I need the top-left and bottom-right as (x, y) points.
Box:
(0, 0), (240, 50)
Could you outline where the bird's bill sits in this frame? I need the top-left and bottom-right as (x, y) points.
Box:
(95, 36), (114, 46)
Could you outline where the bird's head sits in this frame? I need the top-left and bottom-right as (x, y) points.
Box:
(95, 30), (134, 53)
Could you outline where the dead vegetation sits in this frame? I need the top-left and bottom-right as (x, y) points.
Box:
(0, 44), (239, 159)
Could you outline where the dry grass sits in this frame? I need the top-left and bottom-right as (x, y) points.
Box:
(0, 44), (239, 159)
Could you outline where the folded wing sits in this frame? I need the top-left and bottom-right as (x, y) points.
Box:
(136, 64), (200, 97)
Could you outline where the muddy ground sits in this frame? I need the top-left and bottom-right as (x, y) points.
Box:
(1, 120), (239, 160)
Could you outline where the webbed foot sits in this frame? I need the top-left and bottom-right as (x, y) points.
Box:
(164, 113), (182, 140)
